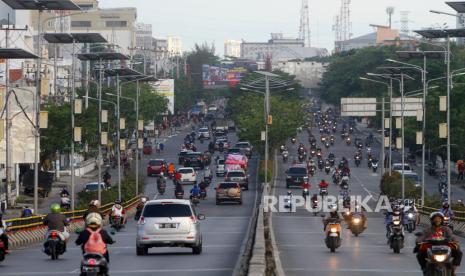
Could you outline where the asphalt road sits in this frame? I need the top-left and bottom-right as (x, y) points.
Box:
(272, 124), (465, 276)
(0, 123), (259, 276)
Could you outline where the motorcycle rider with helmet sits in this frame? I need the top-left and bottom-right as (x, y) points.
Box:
(415, 212), (462, 274)
(323, 205), (342, 231)
(76, 213), (114, 263)
(43, 203), (70, 248)
(440, 202), (455, 219)
(110, 199), (126, 225)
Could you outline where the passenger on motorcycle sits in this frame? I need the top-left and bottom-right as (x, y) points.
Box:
(415, 212), (462, 274)
(318, 179), (329, 189)
(323, 205), (342, 231)
(76, 213), (114, 263)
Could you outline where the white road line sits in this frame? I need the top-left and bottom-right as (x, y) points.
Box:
(277, 244), (415, 249)
(284, 268), (438, 273)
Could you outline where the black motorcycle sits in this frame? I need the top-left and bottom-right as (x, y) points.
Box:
(388, 213), (404, 254)
(44, 230), (66, 260)
(80, 253), (109, 276)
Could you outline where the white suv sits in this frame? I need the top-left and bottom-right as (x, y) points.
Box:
(177, 167), (197, 184)
(136, 199), (205, 255)
(198, 127), (210, 139)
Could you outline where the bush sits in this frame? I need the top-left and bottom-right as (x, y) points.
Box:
(258, 159), (273, 183)
(380, 171), (419, 199)
(76, 174), (144, 210)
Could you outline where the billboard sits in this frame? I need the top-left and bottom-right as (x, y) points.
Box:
(155, 79), (174, 114)
(340, 98), (377, 117)
(202, 60), (257, 88)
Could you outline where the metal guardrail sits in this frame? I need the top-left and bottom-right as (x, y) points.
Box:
(5, 196), (141, 231)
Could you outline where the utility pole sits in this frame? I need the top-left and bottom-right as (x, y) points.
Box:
(1, 15), (28, 206)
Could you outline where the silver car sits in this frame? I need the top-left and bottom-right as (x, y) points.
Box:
(136, 199), (205, 255)
(216, 158), (226, 176)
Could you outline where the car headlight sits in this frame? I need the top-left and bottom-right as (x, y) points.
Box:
(330, 227), (338, 233)
(433, 254), (447, 263)
(353, 218), (360, 224)
(407, 213), (414, 219)
(393, 220), (400, 225)
(286, 176), (291, 179)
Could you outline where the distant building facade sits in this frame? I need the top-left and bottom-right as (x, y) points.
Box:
(167, 36), (182, 56)
(241, 33), (328, 65)
(275, 61), (328, 89)
(224, 40), (241, 58)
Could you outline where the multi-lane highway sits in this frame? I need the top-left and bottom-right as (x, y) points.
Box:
(272, 122), (465, 276)
(0, 123), (259, 276)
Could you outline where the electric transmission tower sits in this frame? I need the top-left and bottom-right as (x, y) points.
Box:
(400, 11), (411, 35)
(386, 6), (394, 28)
(299, 0), (311, 47)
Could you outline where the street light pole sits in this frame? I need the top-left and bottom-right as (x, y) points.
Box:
(116, 75), (122, 201)
(70, 39), (76, 211)
(265, 76), (270, 185)
(401, 73), (405, 200)
(446, 35), (451, 205)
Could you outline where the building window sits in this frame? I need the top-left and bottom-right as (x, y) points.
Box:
(105, 21), (127, 28)
(71, 21), (91, 28)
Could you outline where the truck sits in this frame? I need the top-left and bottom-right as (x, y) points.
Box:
(22, 170), (53, 198)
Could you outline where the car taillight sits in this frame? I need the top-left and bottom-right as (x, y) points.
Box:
(138, 216), (145, 225)
(190, 215), (197, 223)
(88, 259), (96, 266)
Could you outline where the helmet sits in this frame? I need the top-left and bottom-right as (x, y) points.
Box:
(86, 212), (102, 229)
(114, 199), (122, 205)
(141, 197), (147, 203)
(50, 203), (61, 214)
(287, 190), (292, 196)
(430, 212), (445, 225)
(443, 202), (450, 209)
(90, 200), (100, 208)
(160, 172), (164, 177)
(404, 199), (413, 206)
(328, 204), (338, 213)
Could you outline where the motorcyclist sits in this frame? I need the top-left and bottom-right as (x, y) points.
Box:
(21, 206), (33, 218)
(384, 203), (403, 234)
(440, 202), (455, 219)
(135, 197), (148, 220)
(285, 190), (293, 208)
(76, 213), (114, 263)
(103, 171), (111, 186)
(415, 212), (462, 274)
(300, 179), (311, 191)
(43, 203), (70, 247)
(318, 179), (329, 189)
(323, 205), (342, 231)
(157, 173), (167, 190)
(199, 180), (208, 195)
(110, 200), (126, 225)
(0, 213), (9, 253)
(168, 162), (175, 176)
(60, 188), (70, 197)
(83, 200), (104, 223)
(190, 184), (201, 199)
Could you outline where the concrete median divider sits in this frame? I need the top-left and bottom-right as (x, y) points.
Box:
(248, 203), (266, 276)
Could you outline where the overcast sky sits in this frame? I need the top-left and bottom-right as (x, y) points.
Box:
(99, 0), (457, 55)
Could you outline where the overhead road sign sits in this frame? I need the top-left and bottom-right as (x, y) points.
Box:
(391, 97), (423, 117)
(341, 98), (377, 117)
(77, 52), (129, 61)
(2, 0), (80, 10)
(0, 48), (38, 59)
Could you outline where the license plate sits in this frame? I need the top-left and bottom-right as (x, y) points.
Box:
(159, 223), (177, 229)
(231, 178), (241, 181)
(330, 233), (338, 237)
(83, 266), (100, 272)
(182, 178), (189, 181)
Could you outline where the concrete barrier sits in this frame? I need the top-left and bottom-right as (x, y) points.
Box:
(248, 204), (266, 276)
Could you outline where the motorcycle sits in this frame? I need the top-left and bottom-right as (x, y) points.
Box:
(309, 166), (316, 177)
(417, 237), (454, 276)
(325, 142), (330, 149)
(388, 213), (404, 254)
(318, 161), (324, 171)
(191, 195), (200, 206)
(311, 196), (318, 216)
(60, 196), (71, 211)
(282, 151), (289, 163)
(330, 138), (335, 146)
(302, 188), (309, 201)
(349, 213), (365, 237)
(291, 138), (296, 144)
(368, 158), (373, 168)
(355, 157), (361, 167)
(443, 216), (454, 231)
(44, 230), (66, 260)
(324, 165), (331, 174)
(298, 154), (305, 163)
(325, 221), (342, 253)
(80, 253), (109, 276)
(111, 215), (124, 232)
(200, 189), (207, 200)
(175, 190), (184, 199)
(319, 187), (328, 197)
(346, 137), (351, 145)
(284, 195), (292, 209)
(404, 211), (416, 233)
(0, 229), (6, 263)
(372, 161), (378, 173)
(157, 183), (166, 195)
